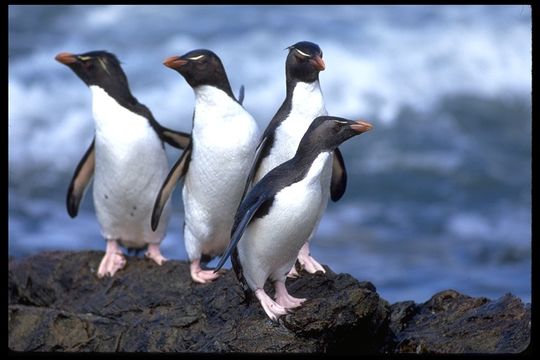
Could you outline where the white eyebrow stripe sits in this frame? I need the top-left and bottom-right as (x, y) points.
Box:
(78, 56), (91, 61)
(295, 48), (311, 57)
(187, 54), (205, 61)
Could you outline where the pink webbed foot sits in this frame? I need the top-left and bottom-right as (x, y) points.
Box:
(274, 281), (306, 309)
(297, 243), (326, 274)
(97, 240), (126, 278)
(255, 289), (289, 321)
(190, 258), (224, 284)
(145, 243), (167, 265)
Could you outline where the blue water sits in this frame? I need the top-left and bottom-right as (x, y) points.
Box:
(8, 5), (531, 304)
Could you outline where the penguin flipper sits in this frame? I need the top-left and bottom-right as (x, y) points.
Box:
(237, 85), (245, 105)
(132, 102), (190, 150)
(151, 142), (192, 231)
(241, 135), (269, 198)
(160, 127), (191, 149)
(330, 147), (347, 202)
(66, 138), (95, 218)
(214, 194), (267, 272)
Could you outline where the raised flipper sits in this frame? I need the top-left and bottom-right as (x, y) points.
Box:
(160, 127), (190, 149)
(330, 147), (347, 202)
(151, 141), (192, 231)
(131, 101), (190, 150)
(237, 85), (245, 105)
(66, 138), (95, 218)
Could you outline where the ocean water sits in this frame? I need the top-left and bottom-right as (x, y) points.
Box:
(8, 5), (531, 304)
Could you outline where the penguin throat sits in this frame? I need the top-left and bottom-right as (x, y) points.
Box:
(289, 80), (326, 120)
(302, 151), (331, 184)
(287, 79), (322, 100)
(194, 85), (236, 107)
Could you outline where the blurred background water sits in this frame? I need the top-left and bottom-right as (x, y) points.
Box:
(8, 5), (531, 304)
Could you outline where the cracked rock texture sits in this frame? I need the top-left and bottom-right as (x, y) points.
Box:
(8, 251), (531, 353)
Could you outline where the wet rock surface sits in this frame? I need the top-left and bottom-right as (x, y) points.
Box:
(388, 290), (531, 353)
(8, 251), (531, 353)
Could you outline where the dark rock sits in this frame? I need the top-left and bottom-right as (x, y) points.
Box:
(8, 251), (390, 353)
(8, 252), (530, 353)
(389, 289), (531, 353)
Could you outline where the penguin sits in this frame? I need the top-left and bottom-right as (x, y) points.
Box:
(151, 49), (260, 283)
(55, 50), (190, 278)
(214, 116), (373, 321)
(243, 41), (347, 277)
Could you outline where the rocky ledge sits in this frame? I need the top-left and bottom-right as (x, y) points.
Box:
(8, 251), (531, 353)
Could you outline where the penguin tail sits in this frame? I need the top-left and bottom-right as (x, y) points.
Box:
(242, 287), (255, 306)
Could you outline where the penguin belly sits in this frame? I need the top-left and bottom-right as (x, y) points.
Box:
(238, 153), (329, 291)
(90, 86), (171, 248)
(183, 89), (259, 260)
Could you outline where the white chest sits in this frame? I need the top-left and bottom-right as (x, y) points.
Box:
(258, 81), (327, 180)
(191, 85), (259, 150)
(90, 86), (160, 151)
(89, 85), (167, 183)
(273, 152), (330, 210)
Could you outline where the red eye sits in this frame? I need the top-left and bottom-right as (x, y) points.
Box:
(195, 59), (207, 70)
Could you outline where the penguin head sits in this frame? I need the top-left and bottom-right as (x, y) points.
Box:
(299, 116), (373, 153)
(286, 41), (325, 83)
(55, 50), (129, 90)
(163, 49), (233, 93)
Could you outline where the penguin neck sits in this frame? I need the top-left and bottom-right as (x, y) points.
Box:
(285, 80), (325, 120)
(286, 78), (322, 100)
(192, 78), (236, 103)
(89, 85), (153, 141)
(90, 82), (140, 111)
(300, 151), (331, 184)
(193, 85), (239, 108)
(290, 148), (331, 184)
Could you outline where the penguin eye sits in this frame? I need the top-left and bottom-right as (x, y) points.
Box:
(83, 60), (95, 71)
(77, 56), (95, 71)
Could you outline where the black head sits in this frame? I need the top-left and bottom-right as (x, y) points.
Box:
(55, 50), (129, 90)
(297, 116), (373, 155)
(163, 49), (234, 97)
(286, 41), (325, 84)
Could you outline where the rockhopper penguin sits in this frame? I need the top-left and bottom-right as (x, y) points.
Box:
(151, 49), (260, 283)
(56, 50), (190, 278)
(215, 115), (372, 321)
(243, 41), (347, 277)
